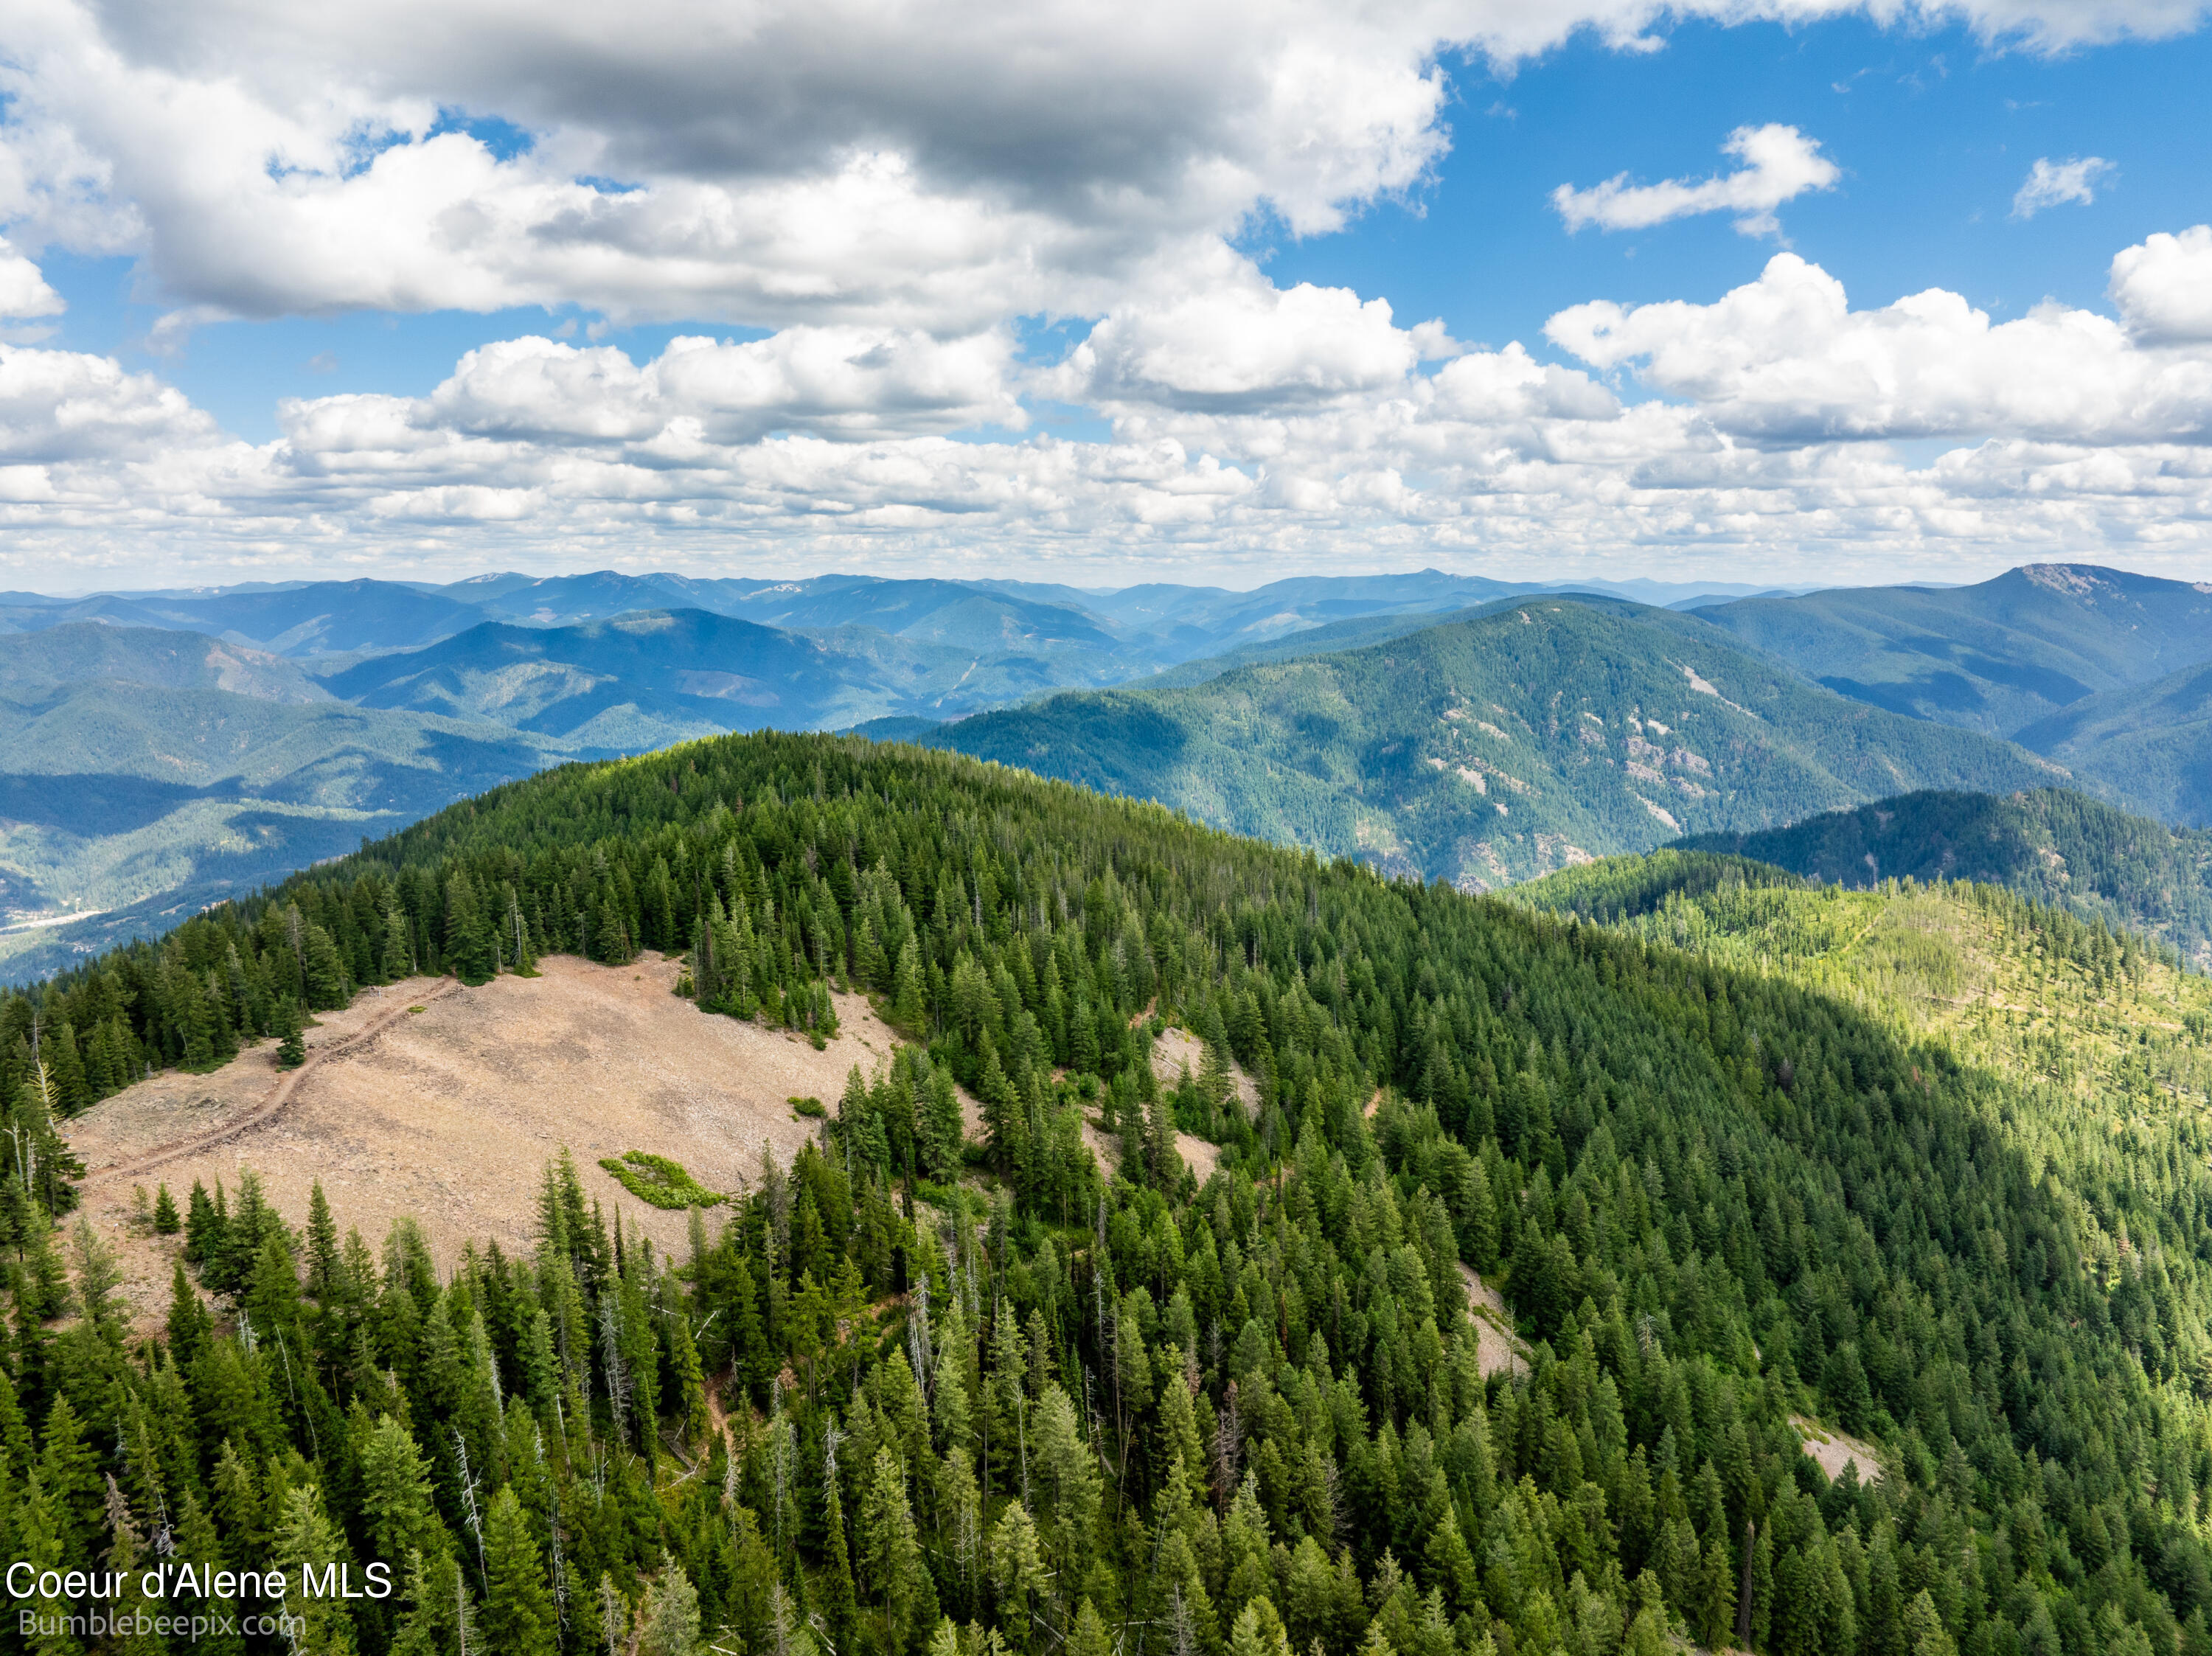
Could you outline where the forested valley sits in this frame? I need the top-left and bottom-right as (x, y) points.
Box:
(0, 732), (2209, 1656)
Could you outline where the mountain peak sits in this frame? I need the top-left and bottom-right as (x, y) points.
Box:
(2017, 563), (2128, 596)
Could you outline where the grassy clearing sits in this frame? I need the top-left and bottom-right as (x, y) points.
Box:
(597, 1149), (726, 1209)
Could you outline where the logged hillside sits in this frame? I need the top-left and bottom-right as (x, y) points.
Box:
(1521, 850), (2212, 1294)
(928, 599), (2064, 886)
(1678, 787), (2212, 967)
(0, 734), (2210, 1655)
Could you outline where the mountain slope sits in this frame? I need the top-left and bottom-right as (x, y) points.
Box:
(324, 606), (1083, 748)
(10, 730), (2212, 1656)
(1115, 603), (1498, 690)
(1696, 563), (2212, 736)
(0, 621), (329, 703)
(0, 580), (486, 656)
(1520, 846), (2212, 1195)
(0, 653), (557, 977)
(1674, 786), (2212, 965)
(2013, 658), (2212, 825)
(926, 598), (2067, 886)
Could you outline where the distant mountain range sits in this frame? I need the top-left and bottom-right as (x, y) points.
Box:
(6, 566), (1727, 664)
(9, 557), (2212, 981)
(917, 597), (2065, 886)
(0, 568), (1644, 975)
(1692, 564), (2212, 818)
(0, 626), (557, 978)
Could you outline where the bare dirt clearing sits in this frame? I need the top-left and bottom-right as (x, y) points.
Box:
(1076, 1115), (1221, 1186)
(1459, 1262), (1529, 1377)
(1791, 1414), (1885, 1484)
(66, 953), (904, 1329)
(1150, 1026), (1259, 1116)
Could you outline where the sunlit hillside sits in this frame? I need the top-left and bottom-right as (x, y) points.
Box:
(1524, 852), (2212, 1322)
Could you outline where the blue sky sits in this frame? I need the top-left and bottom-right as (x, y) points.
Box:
(1281, 17), (2211, 346)
(35, 15), (2208, 441)
(2, 0), (2210, 588)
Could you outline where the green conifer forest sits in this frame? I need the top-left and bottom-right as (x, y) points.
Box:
(0, 731), (2208, 1656)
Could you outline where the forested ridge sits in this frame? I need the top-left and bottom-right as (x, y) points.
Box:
(919, 599), (2064, 889)
(0, 733), (2208, 1656)
(1675, 790), (2212, 970)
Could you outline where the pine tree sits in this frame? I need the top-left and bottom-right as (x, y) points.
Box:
(15, 1472), (73, 1652)
(167, 1259), (212, 1364)
(669, 1309), (711, 1450)
(821, 1475), (859, 1655)
(390, 1547), (471, 1656)
(175, 1486), (245, 1656)
(359, 1413), (444, 1565)
(39, 1393), (104, 1561)
(863, 1445), (931, 1645)
(184, 1177), (223, 1264)
(381, 900), (416, 982)
(1695, 1536), (1738, 1649)
(152, 1181), (180, 1235)
(445, 870), (496, 985)
(1228, 1598), (1293, 1656)
(891, 936), (927, 1032)
(1068, 1600), (1114, 1656)
(987, 1503), (1045, 1653)
(273, 1483), (360, 1653)
(1423, 1504), (1479, 1616)
(978, 1035), (1022, 1170)
(69, 1217), (125, 1337)
(302, 921), (349, 1009)
(275, 998), (307, 1068)
(479, 1484), (556, 1655)
(305, 1180), (341, 1300)
(639, 1556), (705, 1656)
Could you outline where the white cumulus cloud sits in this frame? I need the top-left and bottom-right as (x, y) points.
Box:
(1551, 125), (1839, 237)
(2011, 155), (2115, 218)
(0, 239), (64, 321)
(1545, 251), (2212, 445)
(416, 328), (1025, 445)
(4, 1), (2212, 585)
(0, 0), (2196, 335)
(2110, 224), (2212, 342)
(1050, 260), (1458, 414)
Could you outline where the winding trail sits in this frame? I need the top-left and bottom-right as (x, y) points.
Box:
(85, 979), (466, 1183)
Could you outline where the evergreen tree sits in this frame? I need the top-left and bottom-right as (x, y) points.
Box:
(639, 1557), (705, 1656)
(273, 1483), (359, 1654)
(381, 900), (416, 982)
(303, 922), (349, 1009)
(275, 998), (307, 1068)
(445, 870), (496, 985)
(821, 1475), (859, 1655)
(479, 1484), (556, 1655)
(891, 936), (926, 1032)
(39, 1394), (103, 1562)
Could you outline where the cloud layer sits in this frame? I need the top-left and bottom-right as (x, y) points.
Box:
(4, 223), (2211, 588)
(2, 0), (2211, 585)
(3, 0), (2202, 333)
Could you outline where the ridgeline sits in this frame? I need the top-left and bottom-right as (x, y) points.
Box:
(0, 732), (2205, 1656)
